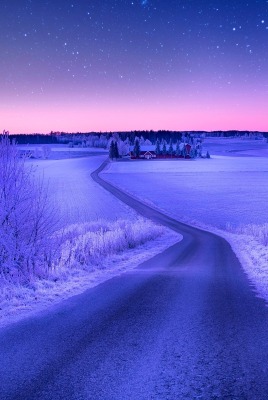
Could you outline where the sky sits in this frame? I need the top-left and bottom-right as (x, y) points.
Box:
(1, 0), (268, 133)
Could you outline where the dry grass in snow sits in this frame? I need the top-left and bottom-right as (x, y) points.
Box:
(0, 224), (181, 328)
(226, 223), (268, 246)
(55, 218), (165, 274)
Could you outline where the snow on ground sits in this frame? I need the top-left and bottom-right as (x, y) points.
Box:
(203, 137), (268, 157)
(31, 155), (136, 227)
(18, 144), (107, 152)
(214, 230), (268, 307)
(103, 155), (268, 229)
(18, 144), (108, 160)
(0, 153), (182, 328)
(102, 139), (268, 304)
(0, 228), (181, 329)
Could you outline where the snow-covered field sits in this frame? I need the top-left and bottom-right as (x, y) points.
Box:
(204, 137), (268, 157)
(31, 155), (136, 227)
(102, 138), (268, 304)
(18, 144), (108, 160)
(103, 154), (268, 229)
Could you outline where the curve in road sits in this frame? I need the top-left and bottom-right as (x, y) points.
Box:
(0, 159), (267, 400)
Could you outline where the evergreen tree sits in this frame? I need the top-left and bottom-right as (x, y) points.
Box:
(190, 148), (195, 158)
(109, 141), (115, 159)
(168, 140), (173, 155)
(175, 141), (180, 156)
(181, 144), (186, 158)
(162, 141), (167, 155)
(114, 141), (119, 159)
(198, 143), (203, 157)
(133, 139), (140, 158)
(155, 139), (161, 155)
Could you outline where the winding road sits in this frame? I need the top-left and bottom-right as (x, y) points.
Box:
(1, 159), (268, 399)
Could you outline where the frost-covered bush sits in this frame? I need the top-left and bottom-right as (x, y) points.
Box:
(226, 223), (268, 246)
(0, 133), (59, 283)
(57, 218), (164, 270)
(33, 147), (42, 159)
(41, 145), (52, 159)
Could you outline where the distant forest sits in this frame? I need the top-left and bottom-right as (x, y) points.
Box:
(9, 130), (268, 145)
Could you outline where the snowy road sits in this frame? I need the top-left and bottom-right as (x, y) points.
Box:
(1, 160), (268, 399)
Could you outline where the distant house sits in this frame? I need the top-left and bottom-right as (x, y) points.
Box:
(131, 150), (156, 159)
(130, 144), (193, 160)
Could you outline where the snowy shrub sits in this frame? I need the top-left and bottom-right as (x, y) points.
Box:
(226, 223), (268, 246)
(57, 218), (164, 270)
(33, 147), (42, 159)
(41, 145), (52, 159)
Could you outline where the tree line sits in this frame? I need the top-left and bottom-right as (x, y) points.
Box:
(8, 130), (268, 146)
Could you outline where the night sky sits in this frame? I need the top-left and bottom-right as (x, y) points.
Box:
(1, 0), (268, 133)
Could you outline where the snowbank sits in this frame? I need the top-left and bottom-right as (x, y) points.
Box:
(0, 227), (181, 329)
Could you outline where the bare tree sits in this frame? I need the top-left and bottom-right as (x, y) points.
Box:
(0, 131), (59, 283)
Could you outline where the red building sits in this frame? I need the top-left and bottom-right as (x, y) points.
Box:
(131, 150), (157, 159)
(130, 144), (192, 159)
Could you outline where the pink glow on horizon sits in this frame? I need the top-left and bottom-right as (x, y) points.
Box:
(2, 96), (268, 134)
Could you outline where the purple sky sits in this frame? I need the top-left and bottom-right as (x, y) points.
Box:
(1, 1), (268, 133)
